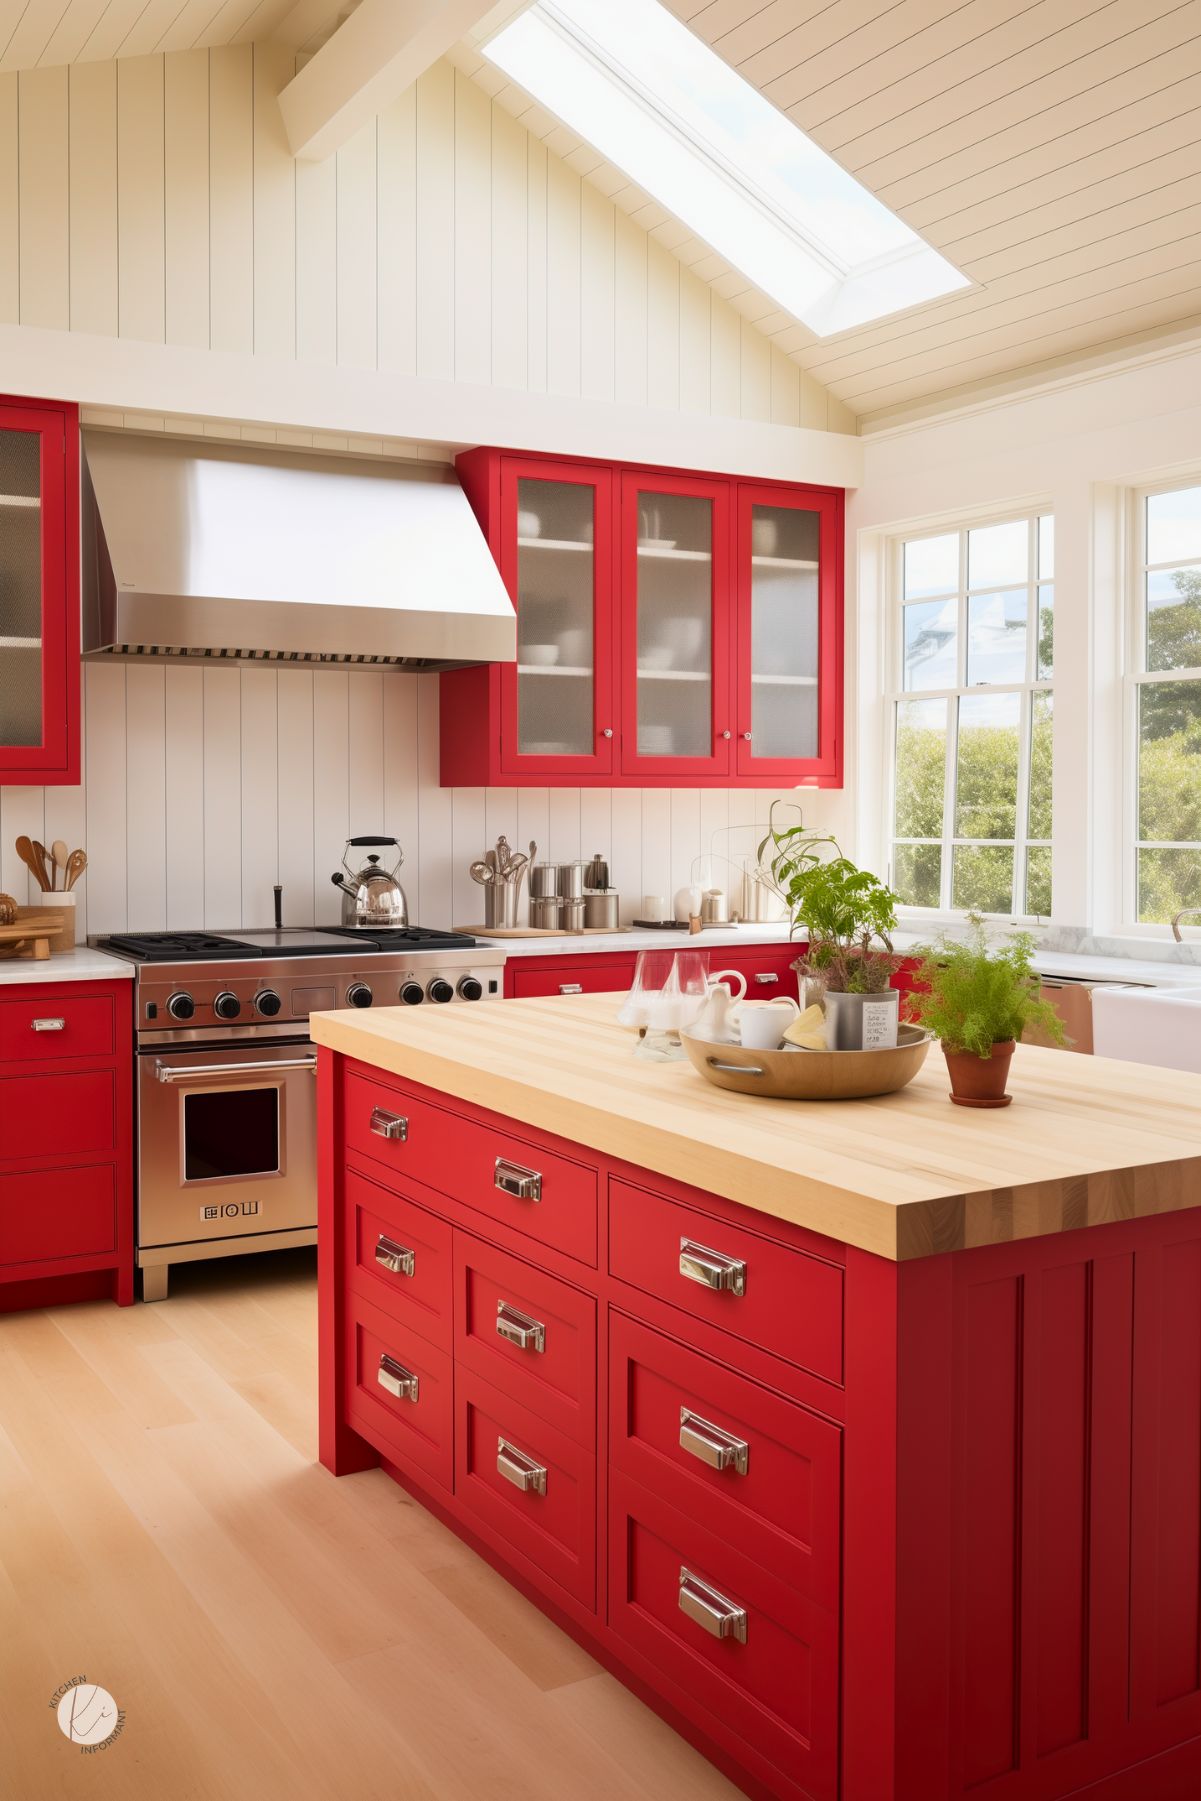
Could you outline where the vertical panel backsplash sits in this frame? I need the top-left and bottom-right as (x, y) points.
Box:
(0, 663), (830, 939)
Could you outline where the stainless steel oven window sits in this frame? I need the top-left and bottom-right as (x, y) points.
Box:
(182, 1084), (282, 1183)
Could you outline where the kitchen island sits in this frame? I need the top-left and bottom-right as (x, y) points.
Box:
(312, 993), (1201, 1801)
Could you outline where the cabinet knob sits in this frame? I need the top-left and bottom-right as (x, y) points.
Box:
(601, 727), (614, 739)
(718, 729), (731, 740)
(742, 731), (752, 741)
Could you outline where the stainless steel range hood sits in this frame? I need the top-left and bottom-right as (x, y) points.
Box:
(81, 431), (516, 668)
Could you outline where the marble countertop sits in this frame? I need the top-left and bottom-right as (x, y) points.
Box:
(0, 947), (134, 986)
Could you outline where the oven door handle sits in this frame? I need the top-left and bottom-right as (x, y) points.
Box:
(154, 1056), (318, 1083)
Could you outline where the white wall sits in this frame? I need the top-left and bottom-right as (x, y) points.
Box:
(0, 663), (816, 939)
(842, 343), (1201, 933)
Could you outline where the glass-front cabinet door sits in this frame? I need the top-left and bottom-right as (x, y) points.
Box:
(619, 472), (732, 779)
(498, 459), (615, 778)
(735, 483), (840, 781)
(0, 400), (74, 784)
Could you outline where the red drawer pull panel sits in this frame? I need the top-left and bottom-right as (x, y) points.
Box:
(0, 993), (115, 1062)
(344, 1169), (452, 1352)
(0, 1164), (116, 1265)
(610, 1178), (843, 1385)
(343, 1295), (452, 1491)
(0, 1070), (116, 1163)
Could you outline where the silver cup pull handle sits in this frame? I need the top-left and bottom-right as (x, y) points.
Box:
(377, 1354), (419, 1403)
(679, 1238), (747, 1297)
(496, 1301), (546, 1354)
(370, 1107), (408, 1142)
(495, 1158), (542, 1202)
(679, 1408), (750, 1476)
(375, 1236), (415, 1278)
(753, 972), (779, 984)
(678, 1568), (747, 1643)
(559, 983), (583, 994)
(31, 1017), (66, 1031)
(497, 1437), (547, 1495)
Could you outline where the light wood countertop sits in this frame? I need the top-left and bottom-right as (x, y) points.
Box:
(311, 993), (1201, 1261)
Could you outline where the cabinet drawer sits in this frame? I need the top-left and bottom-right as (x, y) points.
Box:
(0, 1070), (116, 1163)
(344, 1168), (452, 1351)
(345, 1070), (598, 1266)
(0, 992), (115, 1063)
(718, 949), (801, 994)
(454, 1234), (596, 1445)
(344, 1294), (453, 1491)
(609, 1179), (843, 1385)
(609, 1314), (840, 1610)
(609, 1472), (837, 1801)
(456, 1369), (596, 1608)
(0, 1163), (116, 1266)
(509, 960), (636, 999)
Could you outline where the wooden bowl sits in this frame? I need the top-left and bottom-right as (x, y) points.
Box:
(680, 1023), (931, 1101)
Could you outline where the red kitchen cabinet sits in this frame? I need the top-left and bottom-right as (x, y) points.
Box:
(0, 396), (80, 785)
(320, 1049), (1201, 1801)
(0, 978), (133, 1309)
(440, 447), (843, 789)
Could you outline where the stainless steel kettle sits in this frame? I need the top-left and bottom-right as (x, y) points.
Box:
(331, 836), (409, 927)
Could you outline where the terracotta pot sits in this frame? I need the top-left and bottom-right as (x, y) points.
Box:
(943, 1039), (1015, 1109)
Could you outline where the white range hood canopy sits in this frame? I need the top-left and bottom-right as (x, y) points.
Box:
(81, 430), (517, 669)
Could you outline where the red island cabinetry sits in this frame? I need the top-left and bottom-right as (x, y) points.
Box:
(440, 447), (842, 790)
(317, 1040), (1201, 1801)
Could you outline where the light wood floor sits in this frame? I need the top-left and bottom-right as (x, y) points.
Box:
(0, 1251), (740, 1801)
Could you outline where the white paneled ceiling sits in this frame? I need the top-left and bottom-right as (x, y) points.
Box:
(0, 0), (352, 67)
(461, 0), (1201, 422)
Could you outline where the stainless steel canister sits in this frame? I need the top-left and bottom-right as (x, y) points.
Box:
(584, 890), (620, 929)
(557, 860), (587, 900)
(531, 896), (562, 929)
(561, 897), (586, 932)
(531, 863), (560, 899)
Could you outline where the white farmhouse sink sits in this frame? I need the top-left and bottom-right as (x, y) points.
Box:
(1091, 984), (1201, 1072)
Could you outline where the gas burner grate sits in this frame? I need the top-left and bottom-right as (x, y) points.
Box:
(98, 933), (265, 961)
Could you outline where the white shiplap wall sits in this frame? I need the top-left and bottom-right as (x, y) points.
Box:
(0, 664), (823, 939)
(0, 44), (847, 432)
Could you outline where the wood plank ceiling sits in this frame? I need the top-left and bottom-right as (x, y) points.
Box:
(0, 0), (352, 65)
(461, 0), (1201, 423)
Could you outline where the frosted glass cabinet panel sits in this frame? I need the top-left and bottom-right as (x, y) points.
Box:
(515, 477), (597, 759)
(620, 472), (733, 779)
(0, 398), (77, 787)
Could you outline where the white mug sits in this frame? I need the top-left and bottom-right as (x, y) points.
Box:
(738, 996), (800, 1050)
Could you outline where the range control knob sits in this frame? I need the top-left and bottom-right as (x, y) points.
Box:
(400, 981), (425, 1006)
(213, 991), (242, 1021)
(167, 991), (195, 1021)
(457, 976), (483, 1002)
(254, 990), (282, 1018)
(347, 982), (373, 1009)
(428, 978), (454, 1004)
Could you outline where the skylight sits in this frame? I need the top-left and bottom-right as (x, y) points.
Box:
(484, 0), (970, 338)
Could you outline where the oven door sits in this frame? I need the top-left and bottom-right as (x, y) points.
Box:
(137, 1039), (317, 1251)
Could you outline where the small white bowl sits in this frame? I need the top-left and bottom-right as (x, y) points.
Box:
(521, 644), (560, 666)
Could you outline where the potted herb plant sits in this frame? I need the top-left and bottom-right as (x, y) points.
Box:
(907, 915), (1064, 1107)
(757, 811), (901, 1049)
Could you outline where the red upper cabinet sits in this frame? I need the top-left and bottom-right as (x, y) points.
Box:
(0, 396), (80, 786)
(440, 448), (842, 789)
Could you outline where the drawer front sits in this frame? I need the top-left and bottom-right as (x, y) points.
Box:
(609, 1314), (840, 1610)
(456, 1369), (596, 1608)
(718, 948), (801, 995)
(0, 1163), (116, 1266)
(609, 1179), (844, 1385)
(509, 959), (636, 999)
(345, 1168), (453, 1351)
(344, 1294), (453, 1491)
(454, 1233), (596, 1445)
(345, 1070), (598, 1266)
(0, 992), (116, 1063)
(0, 1070), (116, 1163)
(609, 1472), (837, 1801)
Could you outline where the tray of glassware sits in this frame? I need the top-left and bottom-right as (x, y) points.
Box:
(679, 1023), (932, 1101)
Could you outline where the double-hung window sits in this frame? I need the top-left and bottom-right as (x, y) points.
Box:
(889, 513), (1053, 918)
(1131, 480), (1201, 924)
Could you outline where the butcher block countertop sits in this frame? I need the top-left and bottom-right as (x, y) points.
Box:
(310, 992), (1201, 1261)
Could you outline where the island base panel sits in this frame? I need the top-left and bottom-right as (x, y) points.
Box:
(319, 1052), (1201, 1801)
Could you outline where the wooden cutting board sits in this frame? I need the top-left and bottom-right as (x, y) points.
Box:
(0, 913), (65, 960)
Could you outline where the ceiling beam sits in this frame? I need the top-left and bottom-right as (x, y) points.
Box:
(279, 0), (508, 161)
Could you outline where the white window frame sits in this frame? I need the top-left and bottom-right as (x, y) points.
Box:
(884, 509), (1053, 923)
(1121, 474), (1201, 932)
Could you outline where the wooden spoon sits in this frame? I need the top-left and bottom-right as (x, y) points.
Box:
(51, 839), (68, 890)
(14, 836), (43, 888)
(65, 849), (87, 891)
(29, 840), (52, 890)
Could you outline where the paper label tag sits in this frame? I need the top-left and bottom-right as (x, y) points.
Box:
(861, 1001), (898, 1050)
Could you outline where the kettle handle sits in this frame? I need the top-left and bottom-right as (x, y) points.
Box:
(347, 836), (400, 848)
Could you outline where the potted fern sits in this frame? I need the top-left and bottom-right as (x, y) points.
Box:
(908, 915), (1064, 1107)
(757, 812), (901, 1049)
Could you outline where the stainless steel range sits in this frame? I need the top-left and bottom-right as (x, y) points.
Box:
(94, 927), (505, 1301)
